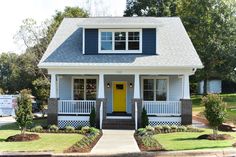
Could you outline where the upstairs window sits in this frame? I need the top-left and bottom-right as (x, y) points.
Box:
(99, 29), (141, 53)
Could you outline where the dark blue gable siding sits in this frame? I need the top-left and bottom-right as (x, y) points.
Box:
(85, 29), (98, 54)
(142, 28), (156, 55)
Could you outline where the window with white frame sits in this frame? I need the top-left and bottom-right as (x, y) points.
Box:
(99, 29), (141, 53)
(73, 78), (97, 100)
(143, 78), (167, 101)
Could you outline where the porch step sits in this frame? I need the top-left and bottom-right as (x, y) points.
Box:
(102, 119), (135, 130)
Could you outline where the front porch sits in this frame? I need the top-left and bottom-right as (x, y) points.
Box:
(48, 71), (192, 129)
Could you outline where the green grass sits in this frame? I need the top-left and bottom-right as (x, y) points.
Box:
(0, 119), (84, 153)
(154, 129), (236, 151)
(191, 93), (236, 124)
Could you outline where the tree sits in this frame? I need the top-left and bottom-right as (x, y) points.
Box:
(89, 107), (96, 127)
(15, 89), (33, 134)
(124, 0), (177, 17)
(201, 94), (227, 137)
(32, 78), (50, 117)
(141, 108), (149, 128)
(177, 0), (236, 94)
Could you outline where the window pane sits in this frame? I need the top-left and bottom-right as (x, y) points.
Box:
(128, 41), (139, 50)
(101, 41), (112, 50)
(143, 79), (154, 101)
(115, 32), (126, 40)
(86, 79), (97, 100)
(74, 79), (84, 100)
(156, 79), (167, 101)
(101, 32), (112, 40)
(128, 32), (139, 50)
(115, 42), (126, 50)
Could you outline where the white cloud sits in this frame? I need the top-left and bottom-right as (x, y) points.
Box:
(0, 0), (126, 54)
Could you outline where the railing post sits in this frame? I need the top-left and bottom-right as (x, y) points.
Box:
(100, 101), (103, 129)
(135, 101), (138, 130)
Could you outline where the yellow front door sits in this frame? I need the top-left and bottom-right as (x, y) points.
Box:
(113, 82), (126, 112)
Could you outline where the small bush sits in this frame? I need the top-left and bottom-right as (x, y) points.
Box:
(154, 125), (163, 133)
(142, 136), (161, 147)
(141, 108), (149, 128)
(81, 126), (90, 134)
(89, 107), (96, 127)
(162, 125), (171, 133)
(49, 125), (59, 132)
(65, 126), (75, 132)
(145, 125), (154, 132)
(178, 126), (187, 132)
(31, 125), (43, 132)
(171, 125), (178, 132)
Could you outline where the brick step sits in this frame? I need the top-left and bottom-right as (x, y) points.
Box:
(102, 119), (135, 129)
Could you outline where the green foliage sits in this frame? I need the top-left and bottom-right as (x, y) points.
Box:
(0, 88), (3, 95)
(65, 126), (75, 133)
(15, 89), (33, 134)
(141, 107), (149, 128)
(89, 107), (96, 127)
(49, 125), (59, 132)
(202, 94), (227, 135)
(178, 126), (187, 132)
(124, 0), (177, 17)
(31, 125), (43, 132)
(141, 136), (161, 147)
(145, 125), (154, 132)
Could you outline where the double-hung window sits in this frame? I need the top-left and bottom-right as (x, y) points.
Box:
(143, 78), (168, 101)
(99, 29), (141, 53)
(73, 78), (97, 100)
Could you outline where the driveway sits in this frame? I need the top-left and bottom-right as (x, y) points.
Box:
(0, 116), (15, 127)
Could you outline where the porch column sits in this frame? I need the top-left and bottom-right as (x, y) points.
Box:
(183, 74), (190, 99)
(98, 74), (105, 98)
(134, 73), (140, 98)
(50, 74), (57, 98)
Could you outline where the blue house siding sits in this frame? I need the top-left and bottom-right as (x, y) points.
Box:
(142, 28), (156, 55)
(85, 29), (98, 54)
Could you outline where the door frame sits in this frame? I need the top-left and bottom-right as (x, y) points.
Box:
(112, 81), (127, 112)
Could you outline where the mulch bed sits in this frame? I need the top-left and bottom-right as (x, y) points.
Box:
(134, 134), (164, 151)
(6, 133), (40, 142)
(197, 134), (234, 140)
(64, 132), (102, 153)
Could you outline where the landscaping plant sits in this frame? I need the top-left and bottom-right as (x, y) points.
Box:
(15, 89), (33, 134)
(141, 107), (149, 128)
(89, 107), (96, 127)
(202, 94), (227, 137)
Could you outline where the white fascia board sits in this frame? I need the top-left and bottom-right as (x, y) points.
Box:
(81, 24), (157, 29)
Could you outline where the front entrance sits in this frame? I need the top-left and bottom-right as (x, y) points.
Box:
(113, 82), (126, 112)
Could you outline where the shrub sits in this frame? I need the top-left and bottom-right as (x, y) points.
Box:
(154, 125), (163, 133)
(141, 108), (149, 128)
(142, 136), (161, 147)
(171, 125), (178, 132)
(15, 89), (33, 134)
(89, 107), (96, 127)
(65, 126), (75, 132)
(178, 126), (187, 132)
(81, 126), (90, 134)
(162, 125), (171, 133)
(145, 125), (154, 132)
(202, 94), (227, 136)
(49, 125), (59, 132)
(31, 125), (43, 132)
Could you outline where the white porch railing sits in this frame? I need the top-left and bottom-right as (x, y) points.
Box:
(143, 101), (181, 116)
(58, 100), (96, 114)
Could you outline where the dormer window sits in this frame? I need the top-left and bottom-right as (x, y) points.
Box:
(99, 29), (142, 53)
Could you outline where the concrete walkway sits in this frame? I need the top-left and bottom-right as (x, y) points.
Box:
(0, 116), (15, 127)
(91, 129), (140, 155)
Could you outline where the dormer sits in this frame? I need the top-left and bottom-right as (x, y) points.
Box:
(81, 20), (157, 55)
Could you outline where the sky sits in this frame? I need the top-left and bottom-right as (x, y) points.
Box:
(0, 0), (126, 54)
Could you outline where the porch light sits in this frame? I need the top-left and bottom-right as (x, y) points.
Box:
(129, 83), (133, 88)
(107, 83), (110, 88)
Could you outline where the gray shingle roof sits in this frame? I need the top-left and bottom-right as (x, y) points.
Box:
(39, 17), (203, 68)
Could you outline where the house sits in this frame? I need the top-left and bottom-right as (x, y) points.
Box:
(38, 17), (203, 129)
(198, 80), (222, 94)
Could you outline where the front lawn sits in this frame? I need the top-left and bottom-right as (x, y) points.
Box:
(154, 128), (236, 151)
(0, 119), (84, 153)
(192, 93), (236, 124)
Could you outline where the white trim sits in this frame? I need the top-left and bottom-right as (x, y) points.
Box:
(58, 116), (89, 121)
(71, 76), (98, 100)
(134, 74), (140, 99)
(156, 27), (158, 54)
(98, 29), (142, 54)
(112, 81), (127, 112)
(82, 28), (85, 54)
(106, 116), (132, 119)
(141, 76), (169, 101)
(50, 74), (57, 98)
(98, 74), (105, 98)
(183, 74), (190, 99)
